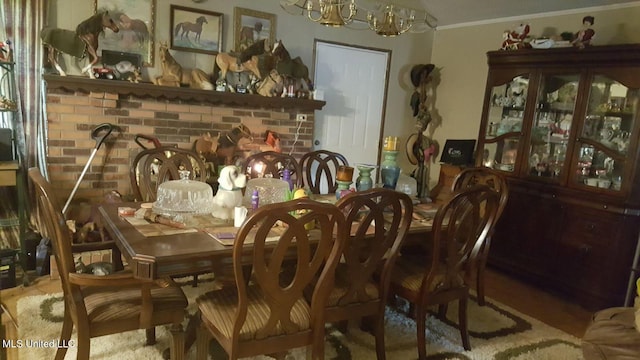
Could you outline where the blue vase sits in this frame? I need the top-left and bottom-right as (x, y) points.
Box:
(381, 150), (400, 190)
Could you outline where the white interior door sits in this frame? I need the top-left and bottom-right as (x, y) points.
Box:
(313, 41), (390, 170)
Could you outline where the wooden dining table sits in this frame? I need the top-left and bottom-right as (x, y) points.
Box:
(98, 198), (437, 281)
(98, 197), (436, 358)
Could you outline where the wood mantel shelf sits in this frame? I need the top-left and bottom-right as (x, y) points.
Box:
(43, 74), (326, 111)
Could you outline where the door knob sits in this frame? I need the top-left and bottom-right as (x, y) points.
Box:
(314, 140), (320, 145)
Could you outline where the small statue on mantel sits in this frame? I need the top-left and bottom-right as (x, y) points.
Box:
(572, 16), (595, 48)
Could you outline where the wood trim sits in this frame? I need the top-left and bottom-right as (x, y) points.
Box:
(43, 74), (326, 111)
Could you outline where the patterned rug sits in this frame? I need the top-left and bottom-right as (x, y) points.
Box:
(16, 275), (583, 359)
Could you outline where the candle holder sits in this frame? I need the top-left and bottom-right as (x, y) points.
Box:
(336, 165), (354, 182)
(335, 180), (353, 199)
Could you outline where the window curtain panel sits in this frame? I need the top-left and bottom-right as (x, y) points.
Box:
(1, 0), (48, 248)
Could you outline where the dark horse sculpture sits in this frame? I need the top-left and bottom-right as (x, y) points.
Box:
(40, 12), (119, 78)
(271, 40), (311, 90)
(174, 16), (208, 43)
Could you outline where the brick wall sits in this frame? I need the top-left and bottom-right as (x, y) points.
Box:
(45, 87), (314, 205)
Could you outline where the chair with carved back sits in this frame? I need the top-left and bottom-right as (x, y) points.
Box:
(300, 150), (349, 194)
(130, 146), (210, 286)
(195, 199), (347, 360)
(327, 188), (412, 360)
(130, 146), (208, 202)
(451, 167), (509, 305)
(243, 151), (303, 187)
(29, 167), (188, 360)
(388, 185), (499, 360)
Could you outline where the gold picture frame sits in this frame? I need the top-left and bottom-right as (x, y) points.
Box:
(95, 0), (156, 66)
(170, 5), (223, 55)
(233, 7), (276, 52)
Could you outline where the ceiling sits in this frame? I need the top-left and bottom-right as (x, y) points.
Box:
(363, 0), (640, 28)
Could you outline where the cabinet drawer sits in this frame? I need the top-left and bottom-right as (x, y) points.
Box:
(561, 210), (619, 245)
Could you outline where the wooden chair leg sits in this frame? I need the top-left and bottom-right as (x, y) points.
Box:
(416, 304), (428, 360)
(374, 314), (386, 360)
(458, 295), (471, 351)
(145, 327), (156, 345)
(54, 308), (73, 360)
(170, 322), (185, 360)
(196, 323), (212, 360)
(192, 274), (198, 287)
(76, 331), (90, 360)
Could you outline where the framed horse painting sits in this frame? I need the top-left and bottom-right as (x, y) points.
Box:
(234, 7), (276, 52)
(170, 5), (223, 55)
(94, 0), (155, 66)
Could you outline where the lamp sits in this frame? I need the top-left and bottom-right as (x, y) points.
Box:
(307, 0), (358, 27)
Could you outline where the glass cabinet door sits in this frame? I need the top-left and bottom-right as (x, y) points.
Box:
(527, 74), (580, 180)
(574, 73), (638, 191)
(482, 75), (528, 173)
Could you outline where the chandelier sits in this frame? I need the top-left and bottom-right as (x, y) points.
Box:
(280, 0), (437, 35)
(305, 0), (358, 27)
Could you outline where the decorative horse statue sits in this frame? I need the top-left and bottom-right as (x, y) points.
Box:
(154, 42), (213, 90)
(213, 39), (270, 87)
(271, 40), (312, 90)
(193, 124), (254, 167)
(256, 69), (284, 97)
(40, 12), (119, 78)
(174, 16), (208, 43)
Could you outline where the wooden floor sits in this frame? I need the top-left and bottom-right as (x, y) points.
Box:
(1, 267), (594, 359)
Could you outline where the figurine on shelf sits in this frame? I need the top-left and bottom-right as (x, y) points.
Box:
(0, 40), (12, 62)
(153, 42), (213, 90)
(501, 23), (531, 50)
(40, 12), (120, 78)
(572, 16), (595, 48)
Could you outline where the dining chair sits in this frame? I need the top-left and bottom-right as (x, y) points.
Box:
(29, 167), (188, 360)
(243, 151), (303, 187)
(300, 149), (349, 194)
(329, 188), (413, 360)
(130, 146), (210, 287)
(130, 146), (208, 202)
(195, 199), (347, 360)
(388, 185), (499, 360)
(451, 167), (509, 305)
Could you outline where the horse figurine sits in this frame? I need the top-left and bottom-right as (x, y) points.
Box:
(256, 69), (284, 97)
(213, 39), (270, 87)
(40, 12), (119, 78)
(271, 40), (312, 91)
(216, 124), (253, 165)
(154, 42), (213, 90)
(174, 16), (208, 43)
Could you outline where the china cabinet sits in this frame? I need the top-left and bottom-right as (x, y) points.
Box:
(476, 44), (640, 310)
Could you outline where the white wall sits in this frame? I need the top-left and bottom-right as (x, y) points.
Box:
(49, 0), (434, 172)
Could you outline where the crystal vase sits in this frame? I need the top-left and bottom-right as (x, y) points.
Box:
(381, 150), (400, 189)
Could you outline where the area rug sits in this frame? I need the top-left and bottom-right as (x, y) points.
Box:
(17, 276), (583, 359)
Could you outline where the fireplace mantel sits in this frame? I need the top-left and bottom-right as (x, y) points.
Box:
(43, 74), (326, 111)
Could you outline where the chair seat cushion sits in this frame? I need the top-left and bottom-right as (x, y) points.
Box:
(582, 307), (640, 360)
(197, 285), (311, 341)
(83, 278), (188, 323)
(390, 257), (464, 293)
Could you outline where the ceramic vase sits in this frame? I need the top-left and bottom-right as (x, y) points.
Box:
(355, 164), (375, 191)
(381, 150), (400, 189)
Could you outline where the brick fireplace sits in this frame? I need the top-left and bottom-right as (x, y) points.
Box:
(43, 75), (325, 205)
